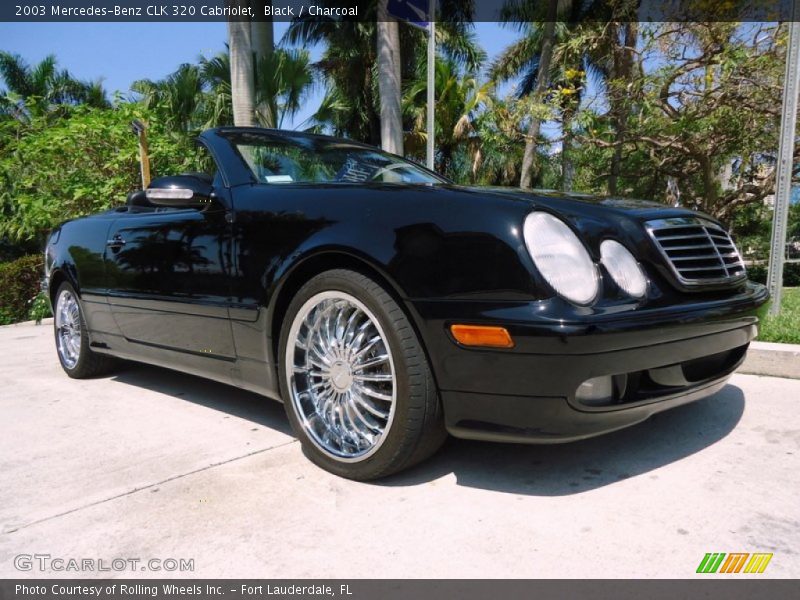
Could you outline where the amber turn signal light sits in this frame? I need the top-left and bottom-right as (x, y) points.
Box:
(450, 324), (514, 349)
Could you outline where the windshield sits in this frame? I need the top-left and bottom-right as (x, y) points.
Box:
(225, 131), (444, 185)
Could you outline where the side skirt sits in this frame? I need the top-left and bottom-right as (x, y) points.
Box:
(89, 331), (283, 402)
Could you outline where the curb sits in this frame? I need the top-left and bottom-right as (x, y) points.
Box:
(0, 317), (53, 328)
(740, 341), (800, 380)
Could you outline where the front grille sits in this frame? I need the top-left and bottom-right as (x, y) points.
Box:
(646, 217), (745, 287)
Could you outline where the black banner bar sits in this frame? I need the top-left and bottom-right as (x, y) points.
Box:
(1, 580), (798, 600)
(0, 1), (797, 23)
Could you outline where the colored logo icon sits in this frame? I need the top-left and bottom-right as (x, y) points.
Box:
(697, 553), (773, 574)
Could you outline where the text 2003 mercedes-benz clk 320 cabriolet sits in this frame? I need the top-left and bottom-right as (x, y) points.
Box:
(45, 127), (769, 479)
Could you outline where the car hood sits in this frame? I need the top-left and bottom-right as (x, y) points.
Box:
(457, 185), (719, 225)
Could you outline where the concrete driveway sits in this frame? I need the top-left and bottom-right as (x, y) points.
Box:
(1, 320), (798, 578)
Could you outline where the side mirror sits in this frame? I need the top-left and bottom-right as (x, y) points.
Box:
(145, 175), (214, 208)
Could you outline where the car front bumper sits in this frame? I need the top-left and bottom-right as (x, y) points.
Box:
(409, 282), (769, 443)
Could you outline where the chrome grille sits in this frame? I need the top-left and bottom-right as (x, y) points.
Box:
(645, 217), (746, 286)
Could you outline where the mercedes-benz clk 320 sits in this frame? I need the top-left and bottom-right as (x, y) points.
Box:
(44, 128), (769, 480)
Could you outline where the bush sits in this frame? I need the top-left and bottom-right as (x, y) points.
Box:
(746, 263), (800, 287)
(28, 291), (51, 324)
(0, 254), (48, 325)
(0, 104), (205, 242)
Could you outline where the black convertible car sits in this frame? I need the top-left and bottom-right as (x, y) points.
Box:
(45, 127), (769, 479)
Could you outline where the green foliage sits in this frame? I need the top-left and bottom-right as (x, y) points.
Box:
(573, 22), (786, 218)
(725, 200), (800, 263)
(0, 254), (44, 325)
(285, 15), (485, 146)
(28, 291), (51, 324)
(285, 20), (383, 143)
(0, 18), (794, 251)
(132, 64), (206, 134)
(469, 99), (526, 186)
(790, 202), (800, 240)
(0, 51), (108, 123)
(729, 202), (773, 260)
(0, 103), (205, 241)
(132, 48), (312, 133)
(254, 49), (314, 129)
(745, 263), (800, 288)
(758, 288), (800, 344)
(403, 57), (492, 180)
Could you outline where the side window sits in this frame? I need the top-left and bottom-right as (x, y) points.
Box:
(183, 143), (221, 187)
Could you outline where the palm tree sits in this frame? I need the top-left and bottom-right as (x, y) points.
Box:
(492, 0), (560, 189)
(472, 98), (527, 186)
(545, 34), (604, 191)
(199, 52), (234, 127)
(605, 21), (639, 196)
(227, 18), (256, 126)
(225, 3), (276, 128)
(554, 67), (583, 191)
(285, 19), (383, 144)
(134, 49), (312, 134)
(491, 1), (613, 190)
(377, 0), (403, 154)
(404, 57), (492, 179)
(284, 4), (484, 146)
(254, 49), (313, 128)
(133, 64), (204, 134)
(251, 17), (274, 65)
(0, 52), (109, 122)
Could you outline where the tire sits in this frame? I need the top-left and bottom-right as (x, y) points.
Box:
(53, 282), (118, 378)
(278, 269), (446, 480)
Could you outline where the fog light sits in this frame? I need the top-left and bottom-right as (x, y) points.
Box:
(576, 376), (614, 406)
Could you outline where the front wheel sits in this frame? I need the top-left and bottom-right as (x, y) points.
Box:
(278, 269), (445, 480)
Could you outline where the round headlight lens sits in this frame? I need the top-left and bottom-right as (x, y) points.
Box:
(523, 212), (599, 305)
(600, 239), (647, 298)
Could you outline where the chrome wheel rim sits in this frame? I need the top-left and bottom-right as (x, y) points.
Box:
(285, 291), (397, 462)
(55, 289), (81, 369)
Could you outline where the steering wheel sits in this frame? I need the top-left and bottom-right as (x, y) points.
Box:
(369, 162), (408, 181)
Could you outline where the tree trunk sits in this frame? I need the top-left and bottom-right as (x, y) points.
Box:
(376, 1), (404, 155)
(227, 8), (256, 127)
(700, 155), (719, 215)
(519, 0), (558, 190)
(251, 12), (274, 127)
(251, 16), (273, 66)
(608, 21), (638, 196)
(561, 108), (575, 191)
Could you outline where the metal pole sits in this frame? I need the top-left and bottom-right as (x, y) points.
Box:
(426, 0), (435, 171)
(767, 4), (800, 316)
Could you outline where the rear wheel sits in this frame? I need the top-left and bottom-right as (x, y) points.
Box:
(54, 282), (118, 378)
(278, 269), (445, 480)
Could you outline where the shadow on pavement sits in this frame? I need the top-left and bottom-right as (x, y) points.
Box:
(381, 384), (745, 496)
(108, 364), (744, 496)
(110, 363), (293, 436)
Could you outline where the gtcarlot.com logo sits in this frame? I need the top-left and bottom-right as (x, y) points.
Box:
(14, 554), (194, 573)
(697, 552), (773, 574)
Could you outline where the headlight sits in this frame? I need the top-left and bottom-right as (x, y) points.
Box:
(523, 212), (599, 305)
(600, 239), (647, 298)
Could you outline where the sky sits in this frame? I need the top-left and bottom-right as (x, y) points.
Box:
(0, 21), (511, 130)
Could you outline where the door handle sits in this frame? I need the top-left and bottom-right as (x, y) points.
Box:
(106, 235), (126, 250)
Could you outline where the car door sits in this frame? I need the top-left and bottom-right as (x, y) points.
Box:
(105, 165), (236, 360)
